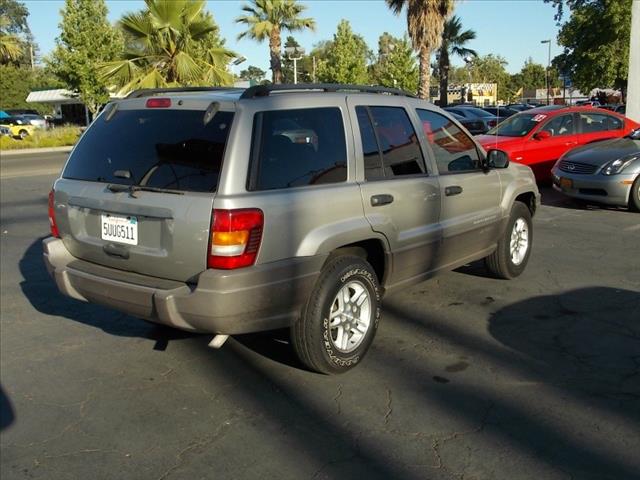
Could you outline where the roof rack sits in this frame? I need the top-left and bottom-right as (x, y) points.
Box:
(126, 87), (243, 99)
(240, 83), (417, 99)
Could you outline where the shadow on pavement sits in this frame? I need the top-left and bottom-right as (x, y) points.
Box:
(0, 385), (14, 431)
(19, 238), (197, 350)
(382, 285), (640, 479)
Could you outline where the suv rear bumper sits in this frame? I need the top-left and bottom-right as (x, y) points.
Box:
(43, 237), (325, 334)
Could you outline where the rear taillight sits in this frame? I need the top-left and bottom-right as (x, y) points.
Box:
(207, 209), (263, 269)
(48, 189), (59, 238)
(488, 120), (497, 128)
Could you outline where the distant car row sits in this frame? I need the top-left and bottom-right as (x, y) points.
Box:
(452, 104), (638, 211)
(0, 113), (48, 139)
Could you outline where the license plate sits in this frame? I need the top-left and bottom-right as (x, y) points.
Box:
(560, 177), (573, 189)
(101, 214), (138, 245)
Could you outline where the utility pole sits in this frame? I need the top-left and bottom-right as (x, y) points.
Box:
(627, 0), (639, 121)
(312, 56), (316, 83)
(541, 39), (551, 105)
(29, 43), (34, 70)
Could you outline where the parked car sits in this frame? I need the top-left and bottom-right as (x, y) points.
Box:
(449, 111), (486, 135)
(482, 106), (519, 121)
(444, 106), (499, 133)
(44, 84), (540, 374)
(507, 104), (537, 112)
(551, 128), (640, 211)
(0, 116), (36, 139)
(476, 106), (640, 182)
(575, 100), (601, 107)
(19, 113), (47, 129)
(5, 108), (40, 116)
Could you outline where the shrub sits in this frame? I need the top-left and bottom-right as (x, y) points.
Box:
(0, 126), (82, 150)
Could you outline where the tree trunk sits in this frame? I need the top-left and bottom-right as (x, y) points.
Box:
(418, 48), (431, 100)
(269, 27), (282, 84)
(438, 49), (449, 107)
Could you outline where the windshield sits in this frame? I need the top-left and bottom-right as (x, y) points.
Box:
(487, 113), (543, 137)
(63, 108), (234, 193)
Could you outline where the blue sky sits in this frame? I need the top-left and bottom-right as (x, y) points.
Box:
(24, 0), (562, 74)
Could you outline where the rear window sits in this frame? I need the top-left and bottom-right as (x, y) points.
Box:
(63, 108), (234, 193)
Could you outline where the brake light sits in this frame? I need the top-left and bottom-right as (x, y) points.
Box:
(208, 209), (263, 269)
(48, 189), (59, 238)
(146, 98), (171, 108)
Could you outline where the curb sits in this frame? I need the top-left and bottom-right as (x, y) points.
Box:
(0, 146), (74, 156)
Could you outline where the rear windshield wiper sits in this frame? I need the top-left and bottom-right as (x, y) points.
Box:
(106, 183), (184, 195)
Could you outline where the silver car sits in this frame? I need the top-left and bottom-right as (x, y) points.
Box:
(43, 84), (540, 374)
(20, 114), (47, 129)
(551, 128), (640, 211)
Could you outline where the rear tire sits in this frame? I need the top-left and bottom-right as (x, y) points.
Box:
(291, 254), (381, 374)
(629, 176), (640, 213)
(485, 202), (533, 279)
(18, 129), (28, 139)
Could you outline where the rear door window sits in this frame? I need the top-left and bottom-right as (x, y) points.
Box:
(248, 107), (347, 191)
(580, 113), (611, 133)
(63, 108), (234, 193)
(355, 106), (426, 179)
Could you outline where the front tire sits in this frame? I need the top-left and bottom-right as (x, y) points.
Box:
(485, 202), (533, 279)
(629, 176), (640, 212)
(291, 254), (381, 374)
(18, 129), (28, 139)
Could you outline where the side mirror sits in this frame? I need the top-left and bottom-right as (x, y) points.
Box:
(486, 149), (510, 169)
(533, 130), (551, 140)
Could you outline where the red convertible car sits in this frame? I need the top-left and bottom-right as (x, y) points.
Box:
(476, 106), (639, 182)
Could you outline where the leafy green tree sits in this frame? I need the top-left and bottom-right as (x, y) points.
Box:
(371, 33), (418, 93)
(100, 0), (234, 96)
(0, 0), (38, 67)
(239, 65), (267, 81)
(436, 15), (476, 107)
(554, 0), (631, 96)
(236, 0), (315, 84)
(386, 0), (454, 99)
(48, 0), (122, 115)
(0, 64), (63, 113)
(317, 20), (370, 84)
(457, 54), (515, 103)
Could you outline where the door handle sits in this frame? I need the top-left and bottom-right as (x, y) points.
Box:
(370, 194), (394, 207)
(445, 186), (463, 196)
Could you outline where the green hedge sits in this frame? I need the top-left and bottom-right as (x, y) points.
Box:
(0, 126), (82, 150)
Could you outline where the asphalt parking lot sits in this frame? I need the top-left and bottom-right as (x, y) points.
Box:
(1, 171), (639, 480)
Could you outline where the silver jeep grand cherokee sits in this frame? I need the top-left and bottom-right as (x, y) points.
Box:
(44, 84), (540, 374)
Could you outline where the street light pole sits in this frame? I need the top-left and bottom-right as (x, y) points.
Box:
(285, 46), (305, 84)
(541, 39), (551, 105)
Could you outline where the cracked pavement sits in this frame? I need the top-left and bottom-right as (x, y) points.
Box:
(1, 173), (639, 480)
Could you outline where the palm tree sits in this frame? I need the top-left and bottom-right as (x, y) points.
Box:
(100, 0), (235, 95)
(0, 15), (22, 64)
(437, 15), (476, 107)
(236, 0), (315, 84)
(386, 0), (454, 99)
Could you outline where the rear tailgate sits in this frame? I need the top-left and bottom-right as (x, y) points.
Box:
(53, 99), (235, 283)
